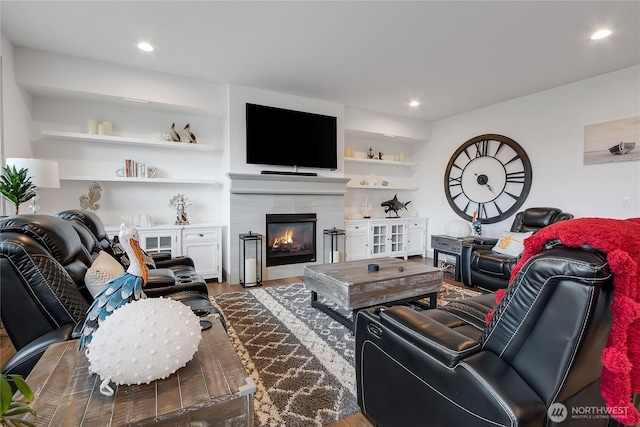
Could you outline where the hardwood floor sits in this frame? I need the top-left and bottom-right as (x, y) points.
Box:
(2, 256), (444, 426)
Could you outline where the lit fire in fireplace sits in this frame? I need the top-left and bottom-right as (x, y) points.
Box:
(271, 228), (304, 252)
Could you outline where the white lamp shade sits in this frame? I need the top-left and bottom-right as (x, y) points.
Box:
(5, 158), (60, 188)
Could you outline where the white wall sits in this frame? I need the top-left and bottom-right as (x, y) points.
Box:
(222, 84), (346, 281)
(226, 84), (345, 176)
(4, 47), (228, 225)
(1, 36), (36, 215)
(413, 65), (640, 249)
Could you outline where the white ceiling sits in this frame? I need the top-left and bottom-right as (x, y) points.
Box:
(2, 1), (639, 121)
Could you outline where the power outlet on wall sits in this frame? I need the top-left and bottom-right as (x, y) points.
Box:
(622, 197), (631, 207)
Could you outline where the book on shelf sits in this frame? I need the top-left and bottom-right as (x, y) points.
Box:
(125, 159), (147, 178)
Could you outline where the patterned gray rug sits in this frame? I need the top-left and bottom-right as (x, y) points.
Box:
(211, 282), (482, 427)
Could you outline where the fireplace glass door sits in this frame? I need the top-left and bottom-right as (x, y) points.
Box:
(266, 214), (317, 266)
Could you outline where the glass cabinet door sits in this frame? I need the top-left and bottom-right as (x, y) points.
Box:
(139, 230), (180, 256)
(390, 223), (405, 253)
(370, 224), (387, 256)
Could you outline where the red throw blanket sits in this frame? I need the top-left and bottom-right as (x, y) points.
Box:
(488, 217), (640, 426)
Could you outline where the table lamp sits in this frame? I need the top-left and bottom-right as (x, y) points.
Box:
(5, 158), (60, 214)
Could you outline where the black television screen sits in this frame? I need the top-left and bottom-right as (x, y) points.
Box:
(246, 103), (337, 170)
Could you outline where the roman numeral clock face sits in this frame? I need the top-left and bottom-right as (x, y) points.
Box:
(444, 134), (532, 224)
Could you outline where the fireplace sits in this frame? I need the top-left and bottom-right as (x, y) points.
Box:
(265, 213), (317, 267)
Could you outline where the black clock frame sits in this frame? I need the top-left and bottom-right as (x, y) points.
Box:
(444, 134), (532, 224)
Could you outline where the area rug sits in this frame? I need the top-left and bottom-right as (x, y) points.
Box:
(211, 282), (482, 426)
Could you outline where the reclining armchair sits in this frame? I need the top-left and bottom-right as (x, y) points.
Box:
(461, 207), (573, 291)
(55, 209), (206, 296)
(0, 214), (212, 378)
(356, 245), (623, 426)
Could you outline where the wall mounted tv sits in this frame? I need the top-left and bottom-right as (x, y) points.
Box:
(246, 103), (338, 170)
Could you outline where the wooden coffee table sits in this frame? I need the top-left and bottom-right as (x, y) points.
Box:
(304, 258), (443, 330)
(19, 317), (255, 426)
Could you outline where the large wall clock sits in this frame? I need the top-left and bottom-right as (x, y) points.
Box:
(444, 134), (532, 224)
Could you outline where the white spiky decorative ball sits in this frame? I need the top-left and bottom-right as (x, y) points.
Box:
(445, 219), (472, 238)
(86, 297), (202, 395)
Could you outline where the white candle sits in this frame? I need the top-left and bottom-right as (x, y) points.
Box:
(88, 119), (98, 134)
(331, 250), (341, 263)
(101, 121), (112, 135)
(244, 258), (257, 284)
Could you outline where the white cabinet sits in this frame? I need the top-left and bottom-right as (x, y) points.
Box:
(106, 223), (223, 282)
(345, 218), (427, 261)
(345, 223), (369, 261)
(407, 218), (427, 257)
(181, 226), (221, 282)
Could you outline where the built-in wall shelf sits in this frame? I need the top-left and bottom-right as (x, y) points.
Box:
(35, 130), (216, 152)
(344, 158), (417, 167)
(345, 129), (427, 144)
(61, 175), (218, 185)
(346, 184), (417, 191)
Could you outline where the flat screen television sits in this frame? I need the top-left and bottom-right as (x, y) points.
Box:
(246, 103), (337, 170)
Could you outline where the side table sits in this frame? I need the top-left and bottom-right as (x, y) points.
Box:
(431, 234), (474, 282)
(19, 317), (255, 426)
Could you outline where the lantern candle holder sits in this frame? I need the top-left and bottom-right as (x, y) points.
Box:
(239, 231), (262, 288)
(323, 227), (346, 263)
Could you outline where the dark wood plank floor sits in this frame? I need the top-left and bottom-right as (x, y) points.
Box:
(1, 256), (447, 426)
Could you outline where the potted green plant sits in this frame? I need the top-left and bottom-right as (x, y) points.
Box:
(0, 374), (36, 427)
(0, 165), (36, 215)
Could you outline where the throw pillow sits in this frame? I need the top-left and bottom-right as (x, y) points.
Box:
(85, 251), (125, 297)
(492, 231), (533, 256)
(110, 241), (156, 270)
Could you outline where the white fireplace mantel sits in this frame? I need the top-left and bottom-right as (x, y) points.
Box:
(227, 173), (351, 195)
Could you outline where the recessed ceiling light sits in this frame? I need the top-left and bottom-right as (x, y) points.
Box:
(137, 42), (154, 52)
(591, 29), (612, 40)
(409, 101), (420, 107)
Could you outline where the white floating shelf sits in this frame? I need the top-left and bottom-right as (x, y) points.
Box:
(60, 175), (218, 185)
(36, 130), (216, 152)
(344, 158), (417, 167)
(346, 184), (417, 191)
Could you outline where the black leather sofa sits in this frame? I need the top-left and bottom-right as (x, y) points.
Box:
(461, 207), (573, 291)
(0, 214), (211, 378)
(356, 244), (634, 426)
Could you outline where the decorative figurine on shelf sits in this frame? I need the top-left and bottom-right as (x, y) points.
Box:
(170, 122), (181, 142)
(367, 147), (375, 159)
(79, 181), (102, 211)
(79, 223), (148, 349)
(184, 123), (197, 144)
(378, 152), (384, 160)
(471, 210), (482, 236)
(381, 194), (411, 218)
(362, 196), (373, 219)
(169, 194), (191, 225)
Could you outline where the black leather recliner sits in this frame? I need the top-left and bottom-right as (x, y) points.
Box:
(0, 214), (210, 378)
(356, 245), (626, 427)
(54, 209), (205, 294)
(461, 207), (573, 291)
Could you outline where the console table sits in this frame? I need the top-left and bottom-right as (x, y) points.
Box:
(431, 234), (474, 282)
(20, 318), (255, 426)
